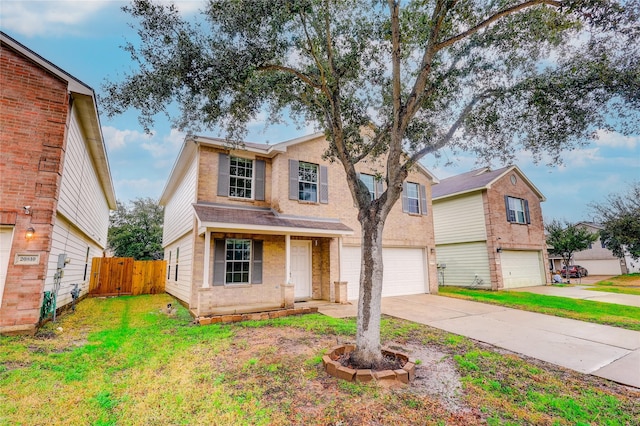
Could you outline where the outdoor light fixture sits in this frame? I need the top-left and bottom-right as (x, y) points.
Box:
(496, 247), (502, 253)
(25, 227), (35, 240)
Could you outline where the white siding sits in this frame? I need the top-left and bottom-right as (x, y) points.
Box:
(342, 246), (427, 300)
(163, 157), (198, 245)
(0, 227), (15, 308)
(57, 108), (110, 246)
(435, 242), (491, 288)
(46, 215), (103, 308)
(164, 232), (193, 304)
(433, 193), (487, 245)
(500, 250), (545, 288)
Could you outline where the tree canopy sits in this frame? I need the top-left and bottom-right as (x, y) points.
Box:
(104, 0), (639, 365)
(545, 219), (598, 275)
(590, 182), (640, 260)
(108, 198), (164, 260)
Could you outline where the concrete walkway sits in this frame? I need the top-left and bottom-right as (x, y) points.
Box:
(510, 285), (640, 308)
(318, 294), (640, 388)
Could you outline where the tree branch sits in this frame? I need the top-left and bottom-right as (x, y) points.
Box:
(435, 0), (563, 51)
(256, 64), (322, 89)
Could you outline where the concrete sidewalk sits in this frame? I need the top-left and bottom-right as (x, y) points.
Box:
(510, 285), (640, 308)
(318, 294), (640, 388)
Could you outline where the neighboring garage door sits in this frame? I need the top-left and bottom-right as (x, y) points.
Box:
(574, 259), (622, 276)
(0, 227), (15, 307)
(500, 250), (545, 288)
(342, 246), (427, 300)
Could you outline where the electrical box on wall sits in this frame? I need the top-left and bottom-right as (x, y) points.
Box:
(57, 253), (70, 269)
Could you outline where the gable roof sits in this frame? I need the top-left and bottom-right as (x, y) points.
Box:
(431, 165), (545, 201)
(1, 31), (116, 209)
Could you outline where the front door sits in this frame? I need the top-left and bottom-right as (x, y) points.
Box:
(291, 240), (312, 299)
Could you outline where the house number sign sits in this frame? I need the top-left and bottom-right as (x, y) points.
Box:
(15, 253), (40, 265)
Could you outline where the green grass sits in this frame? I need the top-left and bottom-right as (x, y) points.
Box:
(439, 286), (640, 330)
(1, 294), (638, 425)
(588, 286), (640, 296)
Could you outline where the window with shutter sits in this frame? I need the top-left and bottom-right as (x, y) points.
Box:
(505, 196), (529, 224)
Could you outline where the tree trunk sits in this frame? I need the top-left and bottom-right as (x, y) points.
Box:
(352, 214), (386, 367)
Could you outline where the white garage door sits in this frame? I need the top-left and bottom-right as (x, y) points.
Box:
(0, 227), (15, 307)
(342, 246), (427, 300)
(500, 250), (545, 289)
(574, 259), (622, 276)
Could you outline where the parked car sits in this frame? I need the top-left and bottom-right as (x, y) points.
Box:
(562, 265), (588, 278)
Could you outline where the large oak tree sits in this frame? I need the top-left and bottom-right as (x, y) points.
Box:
(104, 0), (639, 366)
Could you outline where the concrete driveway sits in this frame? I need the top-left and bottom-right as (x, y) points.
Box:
(318, 294), (640, 388)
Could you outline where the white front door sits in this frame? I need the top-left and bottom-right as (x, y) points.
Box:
(291, 240), (312, 299)
(0, 227), (15, 308)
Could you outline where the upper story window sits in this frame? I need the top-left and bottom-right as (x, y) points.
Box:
(505, 196), (530, 224)
(298, 162), (318, 202)
(402, 182), (427, 215)
(229, 157), (253, 199)
(359, 173), (384, 200)
(217, 154), (265, 201)
(289, 159), (329, 204)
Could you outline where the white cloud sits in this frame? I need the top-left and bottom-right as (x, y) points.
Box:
(0, 1), (112, 37)
(102, 126), (152, 150)
(141, 128), (185, 159)
(1, 0), (204, 37)
(114, 177), (164, 201)
(594, 130), (639, 149)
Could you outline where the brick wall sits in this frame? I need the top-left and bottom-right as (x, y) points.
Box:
(0, 44), (69, 333)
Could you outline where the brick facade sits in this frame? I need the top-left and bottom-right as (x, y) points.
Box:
(0, 43), (69, 333)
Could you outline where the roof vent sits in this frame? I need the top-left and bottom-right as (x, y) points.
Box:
(474, 167), (490, 176)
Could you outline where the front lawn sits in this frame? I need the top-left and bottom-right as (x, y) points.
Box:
(439, 286), (640, 331)
(1, 295), (638, 425)
(588, 273), (640, 296)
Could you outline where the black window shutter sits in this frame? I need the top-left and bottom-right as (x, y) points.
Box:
(504, 195), (515, 222)
(213, 239), (226, 285)
(289, 159), (299, 200)
(251, 240), (263, 284)
(402, 182), (409, 213)
(524, 199), (531, 224)
(217, 154), (230, 196)
(255, 159), (266, 201)
(319, 165), (329, 204)
(419, 184), (428, 215)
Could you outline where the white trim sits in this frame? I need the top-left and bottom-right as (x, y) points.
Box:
(285, 234), (291, 284)
(198, 222), (353, 237)
(203, 231), (210, 288)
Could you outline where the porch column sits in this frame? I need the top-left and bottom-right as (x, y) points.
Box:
(285, 234), (291, 283)
(202, 230), (210, 288)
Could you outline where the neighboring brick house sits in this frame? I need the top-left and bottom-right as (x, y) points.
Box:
(0, 32), (116, 334)
(432, 166), (549, 289)
(159, 133), (439, 317)
(548, 222), (630, 275)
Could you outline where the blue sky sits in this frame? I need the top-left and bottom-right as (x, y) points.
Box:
(2, 0), (638, 222)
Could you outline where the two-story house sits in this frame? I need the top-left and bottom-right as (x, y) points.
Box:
(0, 32), (116, 334)
(432, 166), (549, 289)
(159, 133), (439, 317)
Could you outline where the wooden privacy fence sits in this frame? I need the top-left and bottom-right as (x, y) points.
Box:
(89, 257), (166, 296)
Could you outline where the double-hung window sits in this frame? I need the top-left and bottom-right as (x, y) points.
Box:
(225, 239), (251, 283)
(402, 182), (428, 215)
(359, 173), (384, 200)
(288, 159), (329, 203)
(505, 196), (530, 224)
(213, 239), (263, 285)
(217, 154), (265, 201)
(298, 162), (318, 202)
(229, 157), (253, 199)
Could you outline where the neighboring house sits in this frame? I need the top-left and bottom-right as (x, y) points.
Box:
(0, 32), (116, 334)
(432, 166), (549, 289)
(159, 133), (439, 317)
(548, 222), (630, 275)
